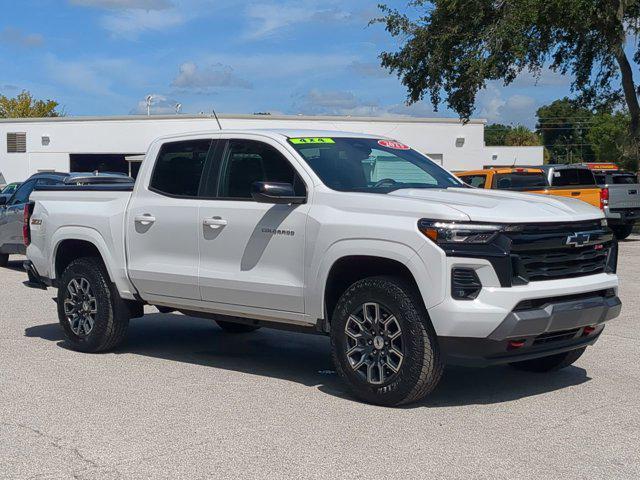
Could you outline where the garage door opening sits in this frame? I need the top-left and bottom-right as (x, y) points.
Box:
(69, 154), (143, 178)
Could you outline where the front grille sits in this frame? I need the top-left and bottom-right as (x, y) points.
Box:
(514, 246), (609, 282)
(507, 221), (613, 283)
(533, 328), (580, 345)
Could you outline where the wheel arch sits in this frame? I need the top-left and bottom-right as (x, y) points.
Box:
(312, 240), (438, 326)
(50, 227), (137, 299)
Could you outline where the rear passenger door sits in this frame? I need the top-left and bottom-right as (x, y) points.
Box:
(126, 138), (215, 301)
(197, 136), (310, 313)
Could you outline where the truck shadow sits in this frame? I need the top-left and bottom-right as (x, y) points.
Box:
(24, 312), (591, 408)
(3, 258), (26, 273)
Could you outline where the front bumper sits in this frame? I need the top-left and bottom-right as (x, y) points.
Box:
(439, 290), (621, 367)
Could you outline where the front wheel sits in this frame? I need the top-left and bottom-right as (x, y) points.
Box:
(330, 276), (443, 407)
(57, 257), (130, 352)
(611, 224), (634, 240)
(509, 347), (586, 372)
(0, 253), (8, 267)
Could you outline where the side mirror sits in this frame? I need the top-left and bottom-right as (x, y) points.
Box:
(0, 196), (7, 206)
(251, 182), (306, 205)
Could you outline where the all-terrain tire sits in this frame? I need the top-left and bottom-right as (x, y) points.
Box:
(57, 257), (130, 352)
(509, 347), (586, 372)
(215, 319), (261, 333)
(330, 276), (443, 407)
(611, 224), (633, 240)
(0, 253), (8, 267)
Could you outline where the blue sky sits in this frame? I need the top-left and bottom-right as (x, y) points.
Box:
(0, 0), (584, 127)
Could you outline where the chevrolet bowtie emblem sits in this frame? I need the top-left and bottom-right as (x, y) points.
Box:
(566, 232), (591, 247)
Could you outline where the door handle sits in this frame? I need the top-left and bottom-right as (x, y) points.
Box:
(203, 217), (227, 229)
(571, 191), (580, 196)
(134, 214), (156, 225)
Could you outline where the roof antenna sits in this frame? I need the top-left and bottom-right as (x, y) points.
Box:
(511, 155), (518, 168)
(211, 108), (222, 130)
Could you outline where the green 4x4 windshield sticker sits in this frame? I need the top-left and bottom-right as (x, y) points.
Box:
(289, 137), (335, 145)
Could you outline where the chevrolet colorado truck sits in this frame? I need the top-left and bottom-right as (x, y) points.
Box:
(23, 130), (621, 406)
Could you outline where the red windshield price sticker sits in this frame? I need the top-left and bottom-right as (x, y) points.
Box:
(378, 140), (410, 150)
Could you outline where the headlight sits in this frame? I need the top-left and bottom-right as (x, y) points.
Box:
(418, 220), (504, 244)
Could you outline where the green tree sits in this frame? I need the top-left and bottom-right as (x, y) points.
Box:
(504, 125), (541, 146)
(0, 91), (63, 118)
(377, 1), (640, 140)
(586, 112), (628, 161)
(484, 123), (512, 146)
(536, 98), (595, 163)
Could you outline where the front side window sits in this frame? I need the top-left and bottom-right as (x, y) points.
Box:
(289, 137), (462, 193)
(150, 139), (212, 197)
(217, 140), (304, 199)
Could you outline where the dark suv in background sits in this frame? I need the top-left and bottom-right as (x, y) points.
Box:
(0, 171), (132, 267)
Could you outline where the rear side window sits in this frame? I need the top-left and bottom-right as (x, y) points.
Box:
(150, 140), (212, 197)
(551, 168), (596, 187)
(494, 173), (547, 190)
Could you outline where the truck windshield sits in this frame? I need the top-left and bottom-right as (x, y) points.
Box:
(494, 172), (547, 190)
(288, 137), (463, 193)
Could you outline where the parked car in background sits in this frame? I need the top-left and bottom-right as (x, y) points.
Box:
(0, 172), (132, 267)
(0, 182), (22, 204)
(458, 164), (612, 224)
(24, 130), (620, 406)
(1, 182), (21, 196)
(456, 167), (549, 191)
(580, 163), (640, 240)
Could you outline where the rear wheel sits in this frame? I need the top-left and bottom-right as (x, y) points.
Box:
(0, 254), (8, 267)
(57, 257), (130, 352)
(330, 276), (443, 407)
(611, 224), (634, 240)
(509, 347), (586, 372)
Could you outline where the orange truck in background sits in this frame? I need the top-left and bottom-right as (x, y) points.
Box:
(456, 165), (604, 210)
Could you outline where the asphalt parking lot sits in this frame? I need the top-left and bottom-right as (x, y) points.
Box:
(1, 241), (639, 480)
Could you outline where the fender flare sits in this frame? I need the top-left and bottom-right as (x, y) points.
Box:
(308, 239), (440, 321)
(49, 226), (137, 299)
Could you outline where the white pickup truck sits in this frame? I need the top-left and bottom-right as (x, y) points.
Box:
(24, 130), (621, 406)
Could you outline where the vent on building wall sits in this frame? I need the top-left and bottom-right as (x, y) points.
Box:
(7, 133), (27, 153)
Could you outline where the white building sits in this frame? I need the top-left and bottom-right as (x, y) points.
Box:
(0, 114), (543, 184)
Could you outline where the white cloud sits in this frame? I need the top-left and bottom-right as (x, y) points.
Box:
(245, 2), (352, 39)
(348, 61), (391, 79)
(292, 89), (378, 115)
(290, 89), (441, 118)
(172, 62), (252, 91)
(69, 0), (172, 9)
(476, 84), (538, 127)
(45, 55), (151, 96)
(512, 68), (572, 88)
(100, 8), (186, 38)
(0, 27), (44, 48)
(130, 93), (181, 114)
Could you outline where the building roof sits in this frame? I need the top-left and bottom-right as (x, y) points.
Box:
(0, 113), (487, 125)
